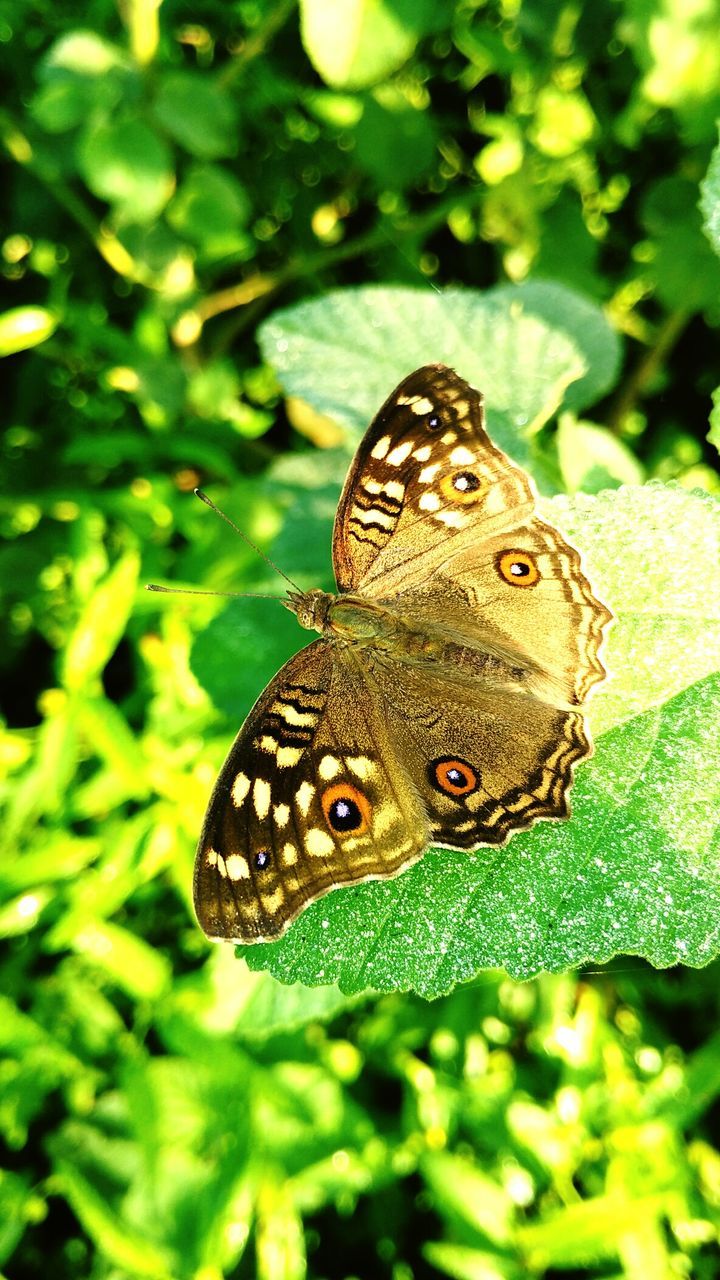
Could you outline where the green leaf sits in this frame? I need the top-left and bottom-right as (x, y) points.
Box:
(159, 949), (364, 1047)
(31, 29), (131, 132)
(0, 306), (58, 356)
(62, 550), (140, 693)
(354, 91), (438, 189)
(300, 0), (439, 90)
(70, 921), (172, 1001)
(52, 1159), (173, 1279)
(258, 282), (620, 468)
(74, 697), (150, 801)
(701, 130), (720, 258)
(710, 385), (720, 454)
(77, 119), (174, 223)
(166, 164), (251, 260)
(557, 415), (645, 492)
(41, 29), (128, 76)
(422, 1152), (515, 1247)
(235, 485), (720, 996)
(516, 1191), (678, 1269)
(153, 72), (238, 159)
(0, 1169), (42, 1268)
(641, 176), (720, 314)
(191, 598), (304, 721)
(423, 1242), (519, 1280)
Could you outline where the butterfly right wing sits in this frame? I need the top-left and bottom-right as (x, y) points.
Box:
(332, 365), (535, 596)
(194, 640), (428, 943)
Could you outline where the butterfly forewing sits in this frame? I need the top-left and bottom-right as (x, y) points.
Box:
(194, 641), (428, 942)
(332, 365), (535, 595)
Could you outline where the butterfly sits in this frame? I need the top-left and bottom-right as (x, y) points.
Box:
(194, 365), (612, 944)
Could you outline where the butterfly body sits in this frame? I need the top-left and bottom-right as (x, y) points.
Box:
(195, 365), (611, 944)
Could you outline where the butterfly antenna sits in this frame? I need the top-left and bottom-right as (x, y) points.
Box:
(145, 585), (286, 600)
(193, 488), (303, 593)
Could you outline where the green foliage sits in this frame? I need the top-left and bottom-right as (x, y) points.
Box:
(3, 0), (720, 1275)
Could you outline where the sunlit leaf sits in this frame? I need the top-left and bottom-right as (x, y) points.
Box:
(259, 282), (620, 468)
(0, 306), (58, 356)
(62, 551), (140, 693)
(300, 0), (438, 89)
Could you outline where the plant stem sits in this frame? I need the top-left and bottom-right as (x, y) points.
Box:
(606, 306), (692, 432)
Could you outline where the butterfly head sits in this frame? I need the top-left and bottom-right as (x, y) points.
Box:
(285, 588), (334, 634)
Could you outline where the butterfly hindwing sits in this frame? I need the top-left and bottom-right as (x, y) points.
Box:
(384, 517), (610, 709)
(365, 653), (590, 850)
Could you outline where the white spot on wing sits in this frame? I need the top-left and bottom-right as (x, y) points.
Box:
(384, 479), (405, 501)
(296, 781), (315, 814)
(436, 509), (466, 528)
(413, 445), (432, 461)
(411, 397), (434, 415)
(307, 827), (335, 857)
(231, 773), (250, 807)
(354, 506), (394, 528)
(347, 756), (374, 779)
(277, 746), (303, 767)
(271, 701), (316, 727)
(225, 854), (250, 881)
(371, 435), (391, 459)
(253, 778), (271, 820)
(419, 463), (440, 484)
(283, 842), (298, 865)
(450, 446), (475, 465)
(319, 754), (341, 780)
(387, 441), (413, 466)
(419, 491), (441, 511)
(274, 803), (290, 827)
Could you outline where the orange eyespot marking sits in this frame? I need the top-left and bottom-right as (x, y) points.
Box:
(430, 757), (479, 797)
(496, 549), (540, 587)
(321, 782), (371, 835)
(439, 470), (485, 505)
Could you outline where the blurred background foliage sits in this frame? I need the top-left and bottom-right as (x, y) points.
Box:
(2, 0), (720, 1276)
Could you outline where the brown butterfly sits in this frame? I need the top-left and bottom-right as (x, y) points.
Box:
(194, 365), (611, 943)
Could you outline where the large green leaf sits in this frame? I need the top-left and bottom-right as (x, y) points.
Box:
(218, 483), (720, 996)
(258, 282), (620, 468)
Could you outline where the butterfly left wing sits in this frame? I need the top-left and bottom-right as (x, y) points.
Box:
(194, 640), (429, 942)
(332, 364), (535, 595)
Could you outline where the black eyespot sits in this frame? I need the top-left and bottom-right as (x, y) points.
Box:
(254, 850), (271, 870)
(427, 414), (442, 431)
(496, 549), (541, 587)
(327, 796), (362, 832)
(452, 471), (481, 493)
(429, 756), (479, 797)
